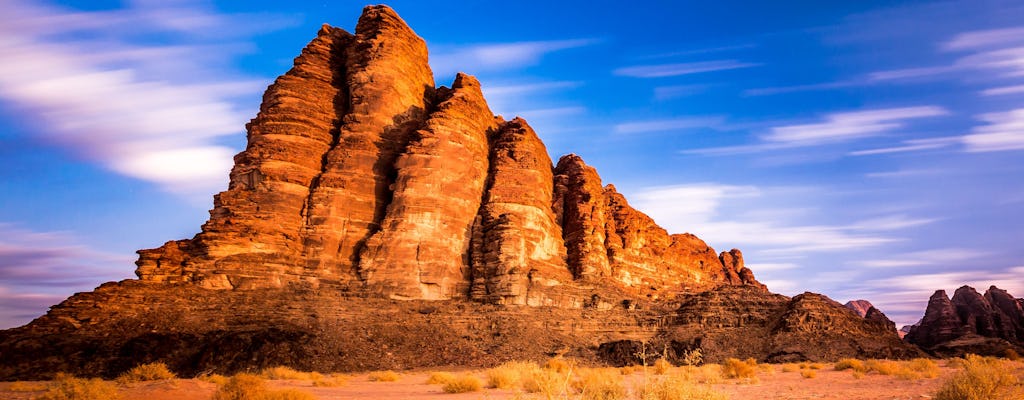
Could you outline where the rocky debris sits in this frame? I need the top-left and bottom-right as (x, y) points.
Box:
(844, 300), (874, 317)
(0, 5), (914, 379)
(905, 285), (1024, 356)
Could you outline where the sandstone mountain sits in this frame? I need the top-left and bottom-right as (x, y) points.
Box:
(844, 300), (874, 318)
(0, 5), (917, 379)
(904, 285), (1024, 357)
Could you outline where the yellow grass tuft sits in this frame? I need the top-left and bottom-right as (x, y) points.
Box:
(935, 354), (1020, 400)
(573, 368), (626, 400)
(116, 362), (176, 384)
(425, 371), (455, 385)
(619, 365), (639, 375)
(261, 366), (317, 380)
(523, 368), (570, 398)
(721, 357), (759, 382)
(212, 373), (316, 400)
(487, 360), (539, 389)
(781, 363), (800, 372)
(800, 369), (817, 379)
(198, 373), (230, 386)
(441, 374), (483, 393)
(367, 370), (400, 382)
(36, 372), (120, 400)
(1003, 349), (1021, 361)
(636, 377), (728, 400)
(652, 358), (672, 375)
(312, 374), (347, 387)
(544, 357), (574, 374)
(834, 358), (867, 373)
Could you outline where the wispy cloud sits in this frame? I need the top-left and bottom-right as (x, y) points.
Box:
(848, 137), (959, 156)
(0, 223), (134, 328)
(638, 44), (756, 59)
(613, 116), (726, 134)
(847, 214), (939, 231)
(763, 106), (949, 145)
(855, 248), (986, 268)
(629, 183), (900, 255)
(980, 84), (1024, 96)
(614, 60), (760, 78)
(0, 0), (287, 200)
(654, 84), (711, 100)
(743, 80), (864, 96)
(962, 108), (1024, 152)
(430, 39), (598, 77)
(944, 27), (1024, 51)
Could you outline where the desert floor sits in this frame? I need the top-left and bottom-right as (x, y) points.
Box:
(1, 359), (1018, 400)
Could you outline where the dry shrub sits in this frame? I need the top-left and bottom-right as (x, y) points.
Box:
(653, 358), (672, 375)
(781, 363), (800, 372)
(935, 354), (1020, 400)
(807, 363), (823, 370)
(834, 358), (867, 373)
(425, 371), (455, 385)
(36, 373), (119, 400)
(1004, 349), (1021, 361)
(680, 348), (703, 367)
(367, 370), (400, 382)
(261, 366), (314, 380)
(8, 381), (47, 392)
(442, 374), (482, 393)
(721, 358), (758, 381)
(865, 359), (901, 376)
(213, 373), (266, 400)
(312, 374), (346, 387)
(213, 373), (316, 400)
(544, 357), (574, 374)
(636, 378), (727, 400)
(523, 368), (570, 398)
(758, 363), (775, 375)
(619, 365), (639, 375)
(487, 361), (538, 389)
(573, 368), (626, 400)
(852, 370), (865, 379)
(905, 358), (941, 379)
(696, 364), (723, 384)
(800, 369), (817, 379)
(116, 362), (176, 384)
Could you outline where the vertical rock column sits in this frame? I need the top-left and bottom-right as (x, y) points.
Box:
(301, 6), (435, 279)
(136, 26), (352, 289)
(470, 118), (571, 305)
(357, 74), (496, 300)
(552, 154), (612, 281)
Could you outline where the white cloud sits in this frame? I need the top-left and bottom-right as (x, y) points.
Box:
(430, 39), (597, 77)
(614, 60), (759, 78)
(763, 106), (949, 145)
(654, 84), (710, 100)
(847, 214), (938, 231)
(855, 248), (988, 268)
(944, 27), (1024, 51)
(962, 108), (1024, 152)
(848, 136), (959, 156)
(613, 116), (726, 134)
(981, 84), (1024, 96)
(0, 0), (282, 200)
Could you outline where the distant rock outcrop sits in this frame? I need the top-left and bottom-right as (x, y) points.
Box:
(0, 5), (914, 379)
(844, 300), (874, 317)
(904, 285), (1024, 356)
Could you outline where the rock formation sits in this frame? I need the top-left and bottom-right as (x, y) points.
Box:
(905, 285), (1024, 356)
(0, 5), (915, 379)
(844, 299), (874, 317)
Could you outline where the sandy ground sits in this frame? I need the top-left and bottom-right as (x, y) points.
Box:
(0, 361), (990, 400)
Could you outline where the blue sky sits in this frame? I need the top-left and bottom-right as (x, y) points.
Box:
(1, 0), (1022, 329)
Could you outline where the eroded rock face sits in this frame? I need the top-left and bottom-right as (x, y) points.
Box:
(0, 4), (918, 380)
(133, 5), (762, 302)
(905, 285), (1024, 356)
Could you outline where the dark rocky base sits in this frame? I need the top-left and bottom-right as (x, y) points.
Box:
(0, 281), (921, 380)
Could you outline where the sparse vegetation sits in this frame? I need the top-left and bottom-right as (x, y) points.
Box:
(523, 368), (570, 399)
(198, 373), (230, 386)
(800, 369), (817, 379)
(311, 374), (347, 387)
(441, 374), (482, 393)
(544, 357), (574, 374)
(486, 360), (538, 389)
(116, 362), (176, 384)
(212, 373), (316, 400)
(721, 357), (758, 381)
(573, 368), (626, 400)
(636, 377), (728, 400)
(367, 370), (400, 382)
(653, 358), (672, 375)
(935, 354), (1020, 400)
(261, 366), (316, 380)
(1004, 349), (1021, 361)
(36, 373), (120, 400)
(619, 365), (639, 375)
(834, 358), (867, 373)
(425, 371), (455, 385)
(680, 348), (703, 367)
(781, 363), (800, 372)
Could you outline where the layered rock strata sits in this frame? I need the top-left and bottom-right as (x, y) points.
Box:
(905, 285), (1024, 356)
(134, 5), (762, 303)
(0, 5), (918, 379)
